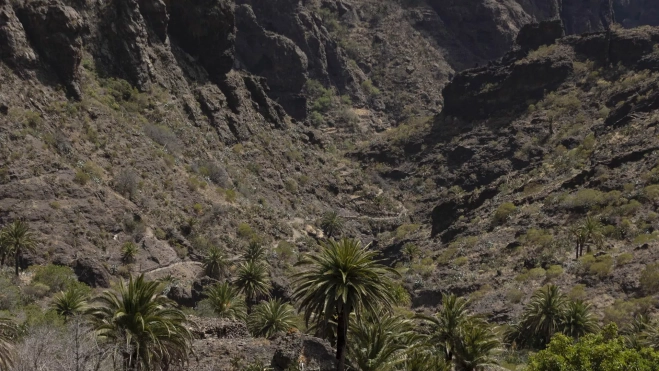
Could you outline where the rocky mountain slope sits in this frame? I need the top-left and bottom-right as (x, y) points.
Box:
(1, 0), (659, 368)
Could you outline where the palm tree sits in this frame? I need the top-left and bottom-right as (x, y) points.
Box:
(234, 260), (271, 305)
(641, 321), (659, 350)
(451, 323), (500, 371)
(581, 216), (604, 255)
(402, 243), (420, 264)
(320, 211), (344, 239)
(0, 317), (15, 370)
(247, 299), (297, 338)
(243, 241), (267, 263)
(121, 242), (138, 264)
(517, 285), (567, 347)
(292, 238), (399, 371)
(403, 349), (451, 371)
(417, 294), (473, 362)
(570, 216), (604, 258)
(623, 315), (650, 349)
(347, 314), (418, 371)
(202, 246), (229, 279)
(203, 282), (247, 320)
(561, 300), (599, 339)
(87, 274), (192, 371)
(0, 220), (37, 276)
(51, 286), (89, 320)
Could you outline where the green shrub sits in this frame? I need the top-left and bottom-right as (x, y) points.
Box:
(580, 254), (613, 278)
(519, 229), (553, 248)
(603, 297), (656, 327)
(640, 263), (659, 295)
(275, 241), (296, 262)
(361, 79), (381, 96)
(493, 202), (516, 225)
(74, 169), (90, 185)
(516, 267), (546, 282)
(561, 189), (607, 210)
(506, 288), (524, 304)
(453, 256), (469, 266)
(616, 252), (633, 266)
(436, 248), (458, 266)
(284, 178), (298, 193)
(237, 223), (256, 240)
(633, 233), (658, 245)
(567, 284), (586, 301)
(30, 264), (77, 293)
(0, 275), (20, 310)
(643, 185), (659, 201)
(394, 224), (420, 241)
(545, 265), (564, 280)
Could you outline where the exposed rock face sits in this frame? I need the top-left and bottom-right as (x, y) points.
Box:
(515, 19), (565, 52)
(109, 0), (154, 90)
(0, 0), (36, 69)
(442, 49), (573, 120)
(614, 0), (659, 28)
(560, 0), (614, 35)
(74, 257), (111, 288)
(235, 4), (308, 119)
(167, 0), (235, 83)
(17, 0), (84, 98)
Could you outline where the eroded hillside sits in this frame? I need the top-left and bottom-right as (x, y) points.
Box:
(0, 0), (659, 368)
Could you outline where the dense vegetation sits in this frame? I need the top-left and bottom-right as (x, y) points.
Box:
(2, 220), (659, 371)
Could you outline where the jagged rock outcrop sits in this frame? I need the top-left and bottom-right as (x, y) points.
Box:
(0, 0), (36, 69)
(109, 0), (154, 90)
(138, 0), (168, 42)
(235, 4), (308, 119)
(515, 19), (565, 52)
(614, 0), (659, 28)
(16, 0), (84, 98)
(442, 49), (573, 120)
(167, 0), (235, 83)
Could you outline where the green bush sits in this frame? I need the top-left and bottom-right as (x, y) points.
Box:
(506, 288), (525, 304)
(74, 169), (90, 185)
(237, 223), (256, 240)
(493, 202), (516, 225)
(561, 189), (608, 210)
(0, 275), (20, 310)
(640, 263), (659, 295)
(361, 79), (381, 96)
(516, 267), (546, 282)
(527, 326), (659, 371)
(394, 224), (420, 241)
(580, 255), (613, 278)
(603, 297), (655, 327)
(519, 229), (554, 248)
(545, 265), (564, 280)
(30, 264), (77, 294)
(633, 233), (658, 245)
(616, 252), (633, 266)
(567, 284), (586, 301)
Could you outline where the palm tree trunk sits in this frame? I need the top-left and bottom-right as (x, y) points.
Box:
(14, 246), (20, 276)
(336, 307), (349, 371)
(575, 242), (579, 260)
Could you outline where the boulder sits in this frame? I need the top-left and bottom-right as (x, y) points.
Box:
(515, 19), (565, 52)
(73, 257), (111, 288)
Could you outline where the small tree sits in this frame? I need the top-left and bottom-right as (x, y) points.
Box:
(247, 299), (297, 338)
(320, 211), (344, 239)
(203, 282), (247, 321)
(121, 242), (138, 264)
(202, 246), (229, 279)
(0, 220), (37, 276)
(234, 261), (271, 305)
(51, 286), (89, 321)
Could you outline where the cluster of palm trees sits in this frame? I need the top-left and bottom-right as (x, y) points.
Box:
(0, 274), (192, 371)
(506, 285), (599, 349)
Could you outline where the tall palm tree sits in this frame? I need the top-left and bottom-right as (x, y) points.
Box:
(320, 211), (344, 239)
(451, 323), (500, 371)
(247, 299), (298, 338)
(204, 282), (247, 320)
(51, 286), (89, 320)
(292, 238), (398, 371)
(0, 220), (37, 276)
(0, 317), (15, 371)
(347, 314), (418, 371)
(517, 285), (567, 347)
(87, 274), (192, 371)
(417, 294), (473, 362)
(202, 246), (229, 279)
(234, 260), (271, 305)
(561, 300), (599, 339)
